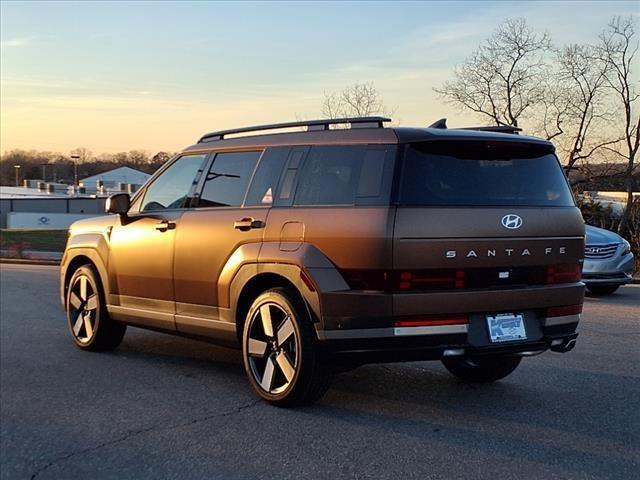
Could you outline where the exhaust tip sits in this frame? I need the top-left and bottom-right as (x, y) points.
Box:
(443, 348), (465, 357)
(516, 350), (546, 357)
(550, 337), (578, 353)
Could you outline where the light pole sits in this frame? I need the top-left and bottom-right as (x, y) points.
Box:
(70, 155), (80, 186)
(41, 163), (48, 182)
(13, 165), (21, 187)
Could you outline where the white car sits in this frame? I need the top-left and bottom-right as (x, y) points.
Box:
(582, 225), (635, 295)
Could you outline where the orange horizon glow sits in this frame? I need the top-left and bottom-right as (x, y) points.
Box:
(2, 1), (635, 156)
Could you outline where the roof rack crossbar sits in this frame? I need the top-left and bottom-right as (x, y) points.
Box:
(198, 116), (392, 142)
(459, 125), (522, 134)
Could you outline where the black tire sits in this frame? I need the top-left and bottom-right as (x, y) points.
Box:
(242, 288), (332, 407)
(587, 285), (619, 296)
(66, 265), (126, 351)
(442, 355), (521, 383)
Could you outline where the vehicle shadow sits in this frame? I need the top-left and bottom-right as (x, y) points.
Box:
(304, 362), (638, 477)
(114, 330), (637, 450)
(114, 330), (245, 380)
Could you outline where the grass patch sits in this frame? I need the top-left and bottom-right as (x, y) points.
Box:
(0, 229), (68, 252)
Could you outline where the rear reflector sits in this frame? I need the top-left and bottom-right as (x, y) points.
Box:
(394, 314), (469, 327)
(546, 304), (583, 317)
(299, 270), (316, 292)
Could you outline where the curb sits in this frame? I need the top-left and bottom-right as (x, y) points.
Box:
(1, 258), (60, 266)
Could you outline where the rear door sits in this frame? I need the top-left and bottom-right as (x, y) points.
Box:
(173, 149), (277, 338)
(393, 140), (584, 314)
(263, 144), (397, 269)
(262, 145), (398, 324)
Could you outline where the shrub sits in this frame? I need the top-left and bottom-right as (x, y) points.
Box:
(6, 241), (30, 259)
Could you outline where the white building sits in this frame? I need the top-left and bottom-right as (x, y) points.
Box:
(79, 166), (150, 190)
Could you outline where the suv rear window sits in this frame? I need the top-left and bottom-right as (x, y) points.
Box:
(399, 141), (574, 207)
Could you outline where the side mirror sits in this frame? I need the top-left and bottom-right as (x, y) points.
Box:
(105, 193), (130, 217)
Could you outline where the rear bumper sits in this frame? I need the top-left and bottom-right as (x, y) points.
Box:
(318, 313), (579, 340)
(316, 283), (583, 364)
(319, 318), (579, 364)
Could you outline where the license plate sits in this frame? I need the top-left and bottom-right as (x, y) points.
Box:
(486, 313), (527, 343)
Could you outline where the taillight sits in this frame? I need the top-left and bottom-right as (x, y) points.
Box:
(545, 264), (582, 284)
(396, 269), (465, 291)
(394, 314), (469, 327)
(340, 269), (467, 292)
(339, 270), (391, 291)
(340, 264), (582, 292)
(546, 304), (583, 317)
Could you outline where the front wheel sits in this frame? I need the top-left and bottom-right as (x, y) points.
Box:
(66, 265), (126, 351)
(242, 288), (332, 407)
(587, 285), (619, 296)
(442, 355), (521, 383)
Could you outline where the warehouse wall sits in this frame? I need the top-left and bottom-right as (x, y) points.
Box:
(0, 198), (106, 228)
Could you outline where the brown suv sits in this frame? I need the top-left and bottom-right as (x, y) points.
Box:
(60, 117), (585, 406)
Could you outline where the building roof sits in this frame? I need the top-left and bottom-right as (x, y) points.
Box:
(80, 166), (150, 186)
(0, 186), (70, 199)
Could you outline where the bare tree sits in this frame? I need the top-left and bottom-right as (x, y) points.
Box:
(435, 18), (551, 127)
(539, 44), (618, 167)
(321, 82), (391, 119)
(597, 16), (640, 233)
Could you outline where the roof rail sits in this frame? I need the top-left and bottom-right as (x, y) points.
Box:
(458, 125), (522, 135)
(198, 116), (392, 143)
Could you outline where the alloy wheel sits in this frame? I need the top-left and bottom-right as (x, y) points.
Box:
(246, 302), (299, 394)
(68, 275), (98, 344)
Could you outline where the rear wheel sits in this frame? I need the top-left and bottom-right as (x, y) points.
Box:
(242, 288), (332, 407)
(442, 355), (521, 383)
(587, 285), (619, 296)
(66, 265), (126, 351)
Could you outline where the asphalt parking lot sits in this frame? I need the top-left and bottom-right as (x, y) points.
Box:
(1, 264), (638, 480)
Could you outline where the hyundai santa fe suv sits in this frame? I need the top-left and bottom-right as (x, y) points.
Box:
(60, 116), (585, 406)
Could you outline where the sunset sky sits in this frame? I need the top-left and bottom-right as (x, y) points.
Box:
(1, 0), (638, 155)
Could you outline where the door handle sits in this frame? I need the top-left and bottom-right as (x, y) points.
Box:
(155, 221), (176, 232)
(234, 217), (265, 231)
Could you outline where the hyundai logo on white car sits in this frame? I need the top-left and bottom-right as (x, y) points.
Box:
(501, 214), (523, 230)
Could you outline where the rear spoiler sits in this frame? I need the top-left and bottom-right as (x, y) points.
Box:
(427, 118), (521, 135)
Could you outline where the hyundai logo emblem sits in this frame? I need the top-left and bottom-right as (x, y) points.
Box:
(501, 214), (523, 230)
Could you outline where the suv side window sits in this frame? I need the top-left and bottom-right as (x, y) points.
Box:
(140, 154), (207, 212)
(245, 147), (290, 206)
(197, 151), (262, 208)
(293, 146), (394, 206)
